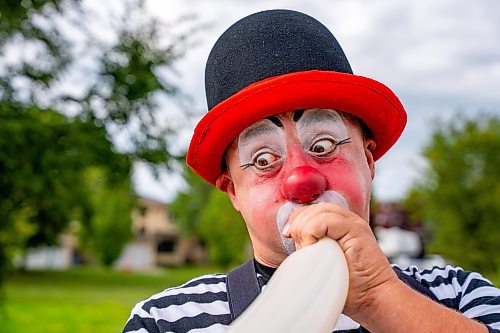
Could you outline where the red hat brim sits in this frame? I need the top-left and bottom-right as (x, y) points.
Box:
(187, 70), (407, 185)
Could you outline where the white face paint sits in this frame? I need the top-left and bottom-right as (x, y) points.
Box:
(237, 109), (349, 172)
(296, 109), (349, 154)
(235, 109), (352, 255)
(276, 190), (349, 254)
(237, 118), (286, 171)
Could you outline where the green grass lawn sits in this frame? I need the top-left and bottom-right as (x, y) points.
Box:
(2, 266), (221, 333)
(3, 265), (498, 333)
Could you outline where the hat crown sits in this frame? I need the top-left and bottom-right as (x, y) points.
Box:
(205, 9), (353, 110)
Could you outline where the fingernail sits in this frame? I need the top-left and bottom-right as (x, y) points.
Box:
(282, 224), (290, 236)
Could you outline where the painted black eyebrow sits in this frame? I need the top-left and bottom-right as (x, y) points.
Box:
(266, 116), (283, 127)
(293, 109), (304, 122)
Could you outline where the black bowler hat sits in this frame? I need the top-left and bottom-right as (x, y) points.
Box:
(187, 9), (407, 185)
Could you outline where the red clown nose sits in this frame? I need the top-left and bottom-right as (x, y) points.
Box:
(282, 166), (327, 204)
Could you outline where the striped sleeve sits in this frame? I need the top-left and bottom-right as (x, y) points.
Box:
(123, 273), (232, 333)
(398, 265), (500, 331)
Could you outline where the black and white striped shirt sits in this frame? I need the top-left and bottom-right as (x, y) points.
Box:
(123, 265), (500, 333)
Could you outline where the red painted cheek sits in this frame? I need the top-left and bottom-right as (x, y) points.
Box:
(245, 180), (282, 226)
(317, 157), (369, 211)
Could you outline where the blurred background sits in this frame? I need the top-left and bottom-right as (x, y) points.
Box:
(1, 0), (499, 332)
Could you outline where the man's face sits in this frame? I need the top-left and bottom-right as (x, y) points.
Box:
(219, 109), (375, 267)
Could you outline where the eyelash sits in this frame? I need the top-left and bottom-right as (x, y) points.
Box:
(240, 163), (256, 170)
(324, 137), (351, 152)
(337, 137), (352, 147)
(239, 137), (352, 170)
(240, 152), (278, 170)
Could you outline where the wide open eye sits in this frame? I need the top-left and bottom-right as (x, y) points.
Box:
(309, 138), (335, 156)
(252, 151), (280, 170)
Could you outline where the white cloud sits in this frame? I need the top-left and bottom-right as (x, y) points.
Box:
(134, 0), (500, 202)
(133, 162), (186, 203)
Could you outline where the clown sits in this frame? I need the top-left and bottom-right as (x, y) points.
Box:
(124, 10), (500, 333)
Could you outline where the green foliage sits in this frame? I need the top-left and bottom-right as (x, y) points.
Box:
(170, 166), (213, 236)
(0, 1), (61, 37)
(1, 0), (192, 166)
(405, 115), (500, 274)
(199, 190), (250, 268)
(81, 169), (134, 266)
(0, 0), (70, 99)
(0, 103), (131, 285)
(0, 0), (193, 288)
(170, 165), (250, 267)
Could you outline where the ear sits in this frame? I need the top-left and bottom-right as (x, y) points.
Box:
(364, 138), (376, 180)
(216, 171), (240, 211)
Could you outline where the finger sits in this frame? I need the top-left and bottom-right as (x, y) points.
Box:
(289, 209), (341, 247)
(290, 207), (368, 248)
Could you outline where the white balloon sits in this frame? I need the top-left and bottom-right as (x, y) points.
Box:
(227, 238), (349, 332)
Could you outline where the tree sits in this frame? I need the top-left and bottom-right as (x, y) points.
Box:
(1, 0), (191, 165)
(81, 168), (134, 266)
(199, 189), (250, 268)
(170, 165), (250, 267)
(405, 115), (500, 275)
(169, 165), (213, 237)
(0, 0), (194, 289)
(0, 104), (131, 281)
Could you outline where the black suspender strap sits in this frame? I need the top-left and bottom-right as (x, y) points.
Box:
(226, 259), (261, 321)
(226, 260), (440, 322)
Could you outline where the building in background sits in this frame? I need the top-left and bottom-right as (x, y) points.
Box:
(24, 197), (207, 271)
(115, 197), (207, 270)
(22, 199), (446, 270)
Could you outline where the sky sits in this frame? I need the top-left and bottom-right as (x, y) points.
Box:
(132, 0), (500, 203)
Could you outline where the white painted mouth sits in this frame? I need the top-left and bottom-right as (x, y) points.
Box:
(276, 190), (349, 254)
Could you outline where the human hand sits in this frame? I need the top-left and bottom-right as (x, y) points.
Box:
(282, 202), (399, 319)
